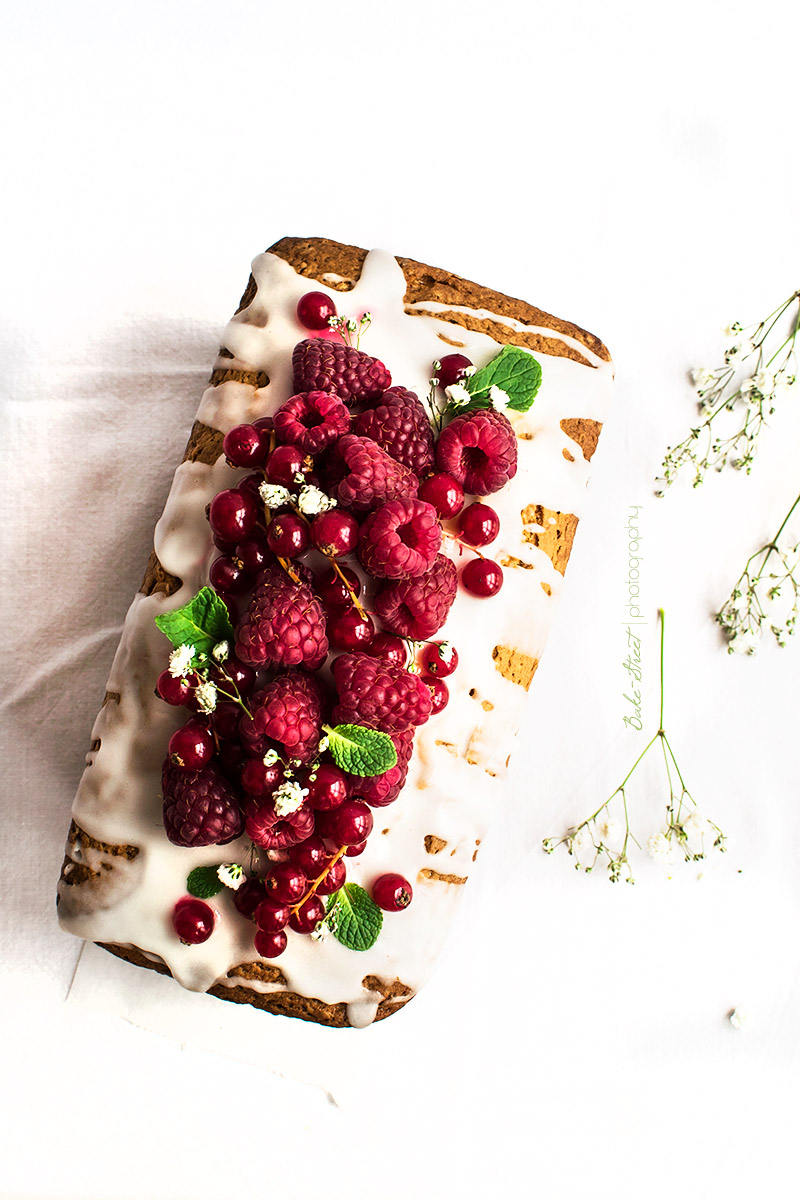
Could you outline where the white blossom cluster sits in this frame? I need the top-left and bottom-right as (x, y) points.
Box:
(717, 529), (800, 653)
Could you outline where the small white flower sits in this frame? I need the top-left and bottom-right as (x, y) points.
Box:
(722, 321), (743, 338)
(317, 735), (329, 753)
(729, 629), (759, 656)
(296, 484), (336, 516)
(310, 921), (330, 941)
(168, 644), (195, 678)
(753, 369), (775, 396)
(273, 779), (309, 817)
(571, 827), (592, 856)
(691, 367), (716, 394)
(437, 642), (456, 666)
(647, 831), (677, 864)
(194, 681), (218, 714)
(489, 384), (512, 411)
(724, 344), (745, 365)
(262, 748), (280, 767)
(729, 1007), (748, 1030)
(681, 809), (708, 840)
(360, 311), (372, 325)
(259, 482), (293, 509)
(739, 376), (755, 395)
(445, 383), (472, 407)
(212, 640), (230, 663)
(596, 816), (620, 844)
(217, 863), (244, 891)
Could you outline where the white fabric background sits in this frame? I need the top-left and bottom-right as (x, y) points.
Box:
(2, 1), (799, 1196)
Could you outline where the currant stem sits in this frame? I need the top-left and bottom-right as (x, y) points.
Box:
(290, 845), (346, 914)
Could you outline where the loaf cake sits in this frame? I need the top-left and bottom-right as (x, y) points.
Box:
(57, 236), (613, 1027)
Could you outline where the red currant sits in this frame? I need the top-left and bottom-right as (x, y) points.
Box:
(254, 928), (288, 958)
(288, 894), (326, 934)
(168, 720), (213, 770)
(209, 700), (241, 740)
(233, 877), (266, 919)
(265, 861), (308, 904)
(367, 632), (408, 668)
(327, 606), (375, 652)
(418, 472), (465, 519)
(173, 897), (216, 944)
(420, 641), (458, 677)
(304, 764), (349, 811)
(155, 669), (194, 707)
(458, 502), (500, 548)
(329, 799), (373, 846)
(238, 471), (266, 499)
(235, 533), (270, 575)
(265, 443), (304, 487)
(344, 840), (368, 857)
(315, 564), (362, 608)
(208, 488), (259, 543)
(288, 834), (331, 874)
(297, 291), (337, 331)
(315, 855), (346, 895)
(461, 557), (503, 597)
(310, 510), (359, 558)
(240, 757), (283, 797)
(436, 354), (473, 389)
(209, 554), (251, 595)
(423, 675), (449, 714)
(213, 653), (256, 696)
(371, 873), (413, 912)
(266, 513), (310, 558)
(255, 897), (291, 932)
(223, 423), (268, 469)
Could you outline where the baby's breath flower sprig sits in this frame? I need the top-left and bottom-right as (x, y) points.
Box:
(328, 311), (372, 349)
(423, 366), (447, 435)
(716, 489), (800, 652)
(656, 290), (800, 492)
(542, 610), (726, 883)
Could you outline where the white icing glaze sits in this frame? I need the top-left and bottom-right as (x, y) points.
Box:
(60, 248), (613, 1021)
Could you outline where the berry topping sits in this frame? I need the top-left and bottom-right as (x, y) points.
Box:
(297, 291), (337, 331)
(367, 631), (408, 667)
(208, 488), (260, 543)
(239, 756), (283, 797)
(458, 501), (500, 547)
(265, 512), (311, 559)
(315, 855), (346, 895)
(309, 509), (359, 558)
(173, 897), (216, 944)
(329, 434), (419, 513)
(234, 533), (270, 576)
(371, 873), (413, 912)
(435, 408), (518, 495)
(288, 894), (327, 934)
(265, 861), (308, 904)
(292, 338), (391, 404)
(209, 554), (250, 596)
(273, 391), (351, 456)
(327, 606), (375, 652)
(352, 386), (435, 475)
(233, 876), (266, 919)
(255, 897), (292, 932)
(328, 798), (374, 846)
(289, 834), (332, 873)
(223, 423), (269, 469)
(461, 557), (504, 597)
(303, 763), (349, 811)
(236, 566), (328, 670)
(358, 498), (442, 580)
(423, 675), (449, 714)
(168, 719), (214, 771)
(420, 641), (459, 677)
(331, 652), (433, 732)
(265, 443), (305, 487)
(162, 759), (244, 847)
(347, 727), (414, 808)
(436, 353), (473, 389)
(254, 928), (288, 958)
(315, 563), (362, 608)
(156, 669), (195, 707)
(239, 670), (324, 763)
(245, 798), (315, 849)
(418, 472), (465, 519)
(373, 554), (457, 640)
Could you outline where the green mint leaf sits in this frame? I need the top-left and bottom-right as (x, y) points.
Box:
(324, 724), (397, 777)
(186, 865), (223, 899)
(154, 587), (234, 661)
(326, 883), (383, 952)
(466, 345), (542, 413)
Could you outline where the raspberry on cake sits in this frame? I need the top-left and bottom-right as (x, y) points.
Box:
(162, 760), (244, 848)
(331, 651), (433, 732)
(239, 671), (324, 764)
(373, 554), (457, 640)
(435, 407), (518, 495)
(235, 565), (328, 669)
(273, 390), (351, 455)
(358, 497), (442, 580)
(328, 433), (419, 512)
(292, 337), (391, 403)
(352, 386), (435, 475)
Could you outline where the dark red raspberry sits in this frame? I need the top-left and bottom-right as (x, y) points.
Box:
(347, 728), (414, 807)
(161, 759), (244, 848)
(292, 338), (391, 404)
(239, 671), (325, 763)
(435, 407), (518, 495)
(273, 391), (350, 456)
(352, 387), (435, 475)
(358, 498), (441, 580)
(328, 434), (418, 513)
(373, 554), (457, 639)
(331, 652), (432, 732)
(245, 798), (315, 849)
(236, 565), (328, 670)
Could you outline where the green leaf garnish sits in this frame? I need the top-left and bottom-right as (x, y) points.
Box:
(325, 883), (383, 951)
(459, 345), (542, 414)
(154, 587), (234, 662)
(186, 865), (223, 899)
(323, 724), (397, 777)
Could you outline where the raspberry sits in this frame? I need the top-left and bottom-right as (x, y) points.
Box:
(273, 391), (350, 456)
(352, 387), (435, 475)
(328, 434), (418, 513)
(292, 338), (391, 404)
(331, 652), (432, 732)
(245, 797), (315, 849)
(236, 566), (328, 670)
(162, 759), (244, 848)
(240, 671), (325, 763)
(435, 407), (518, 495)
(358, 498), (441, 580)
(373, 554), (457, 639)
(347, 728), (414, 807)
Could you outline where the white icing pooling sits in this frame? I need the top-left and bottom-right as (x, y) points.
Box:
(61, 248), (613, 1022)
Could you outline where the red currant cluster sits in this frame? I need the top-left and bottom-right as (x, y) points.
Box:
(162, 291), (516, 957)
